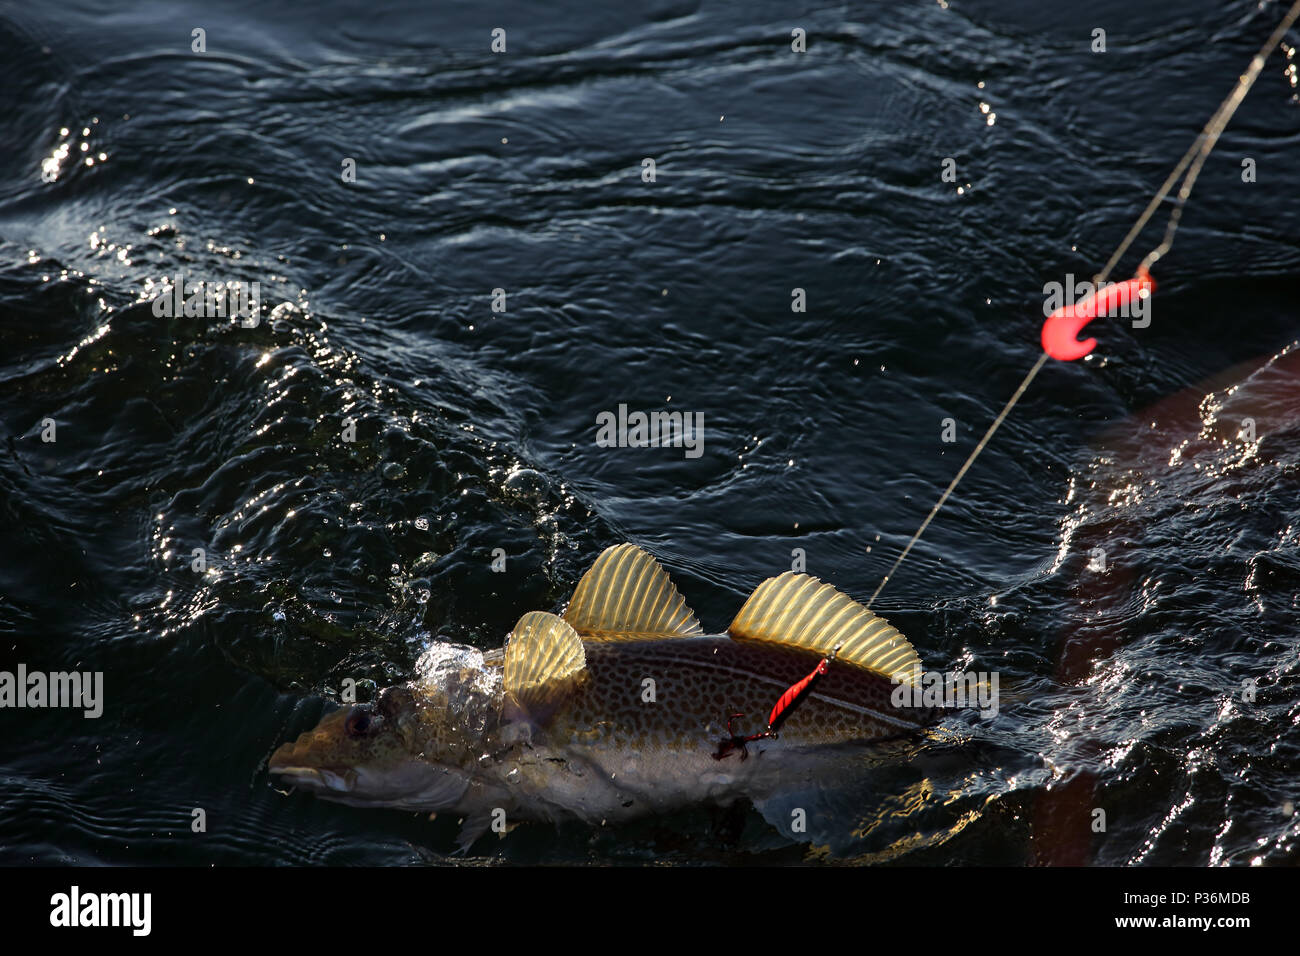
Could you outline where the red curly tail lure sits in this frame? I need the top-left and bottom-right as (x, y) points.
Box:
(1041, 268), (1156, 362)
(714, 647), (838, 760)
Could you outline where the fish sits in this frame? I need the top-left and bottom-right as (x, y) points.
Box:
(268, 543), (940, 851)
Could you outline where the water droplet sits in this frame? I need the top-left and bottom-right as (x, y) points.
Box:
(503, 466), (544, 500)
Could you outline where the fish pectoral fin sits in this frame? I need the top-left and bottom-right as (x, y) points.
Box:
(504, 611), (587, 717)
(750, 780), (862, 856)
(728, 572), (921, 685)
(562, 543), (703, 641)
(453, 811), (494, 854)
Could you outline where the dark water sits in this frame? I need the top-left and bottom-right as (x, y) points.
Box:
(1, 0), (1298, 865)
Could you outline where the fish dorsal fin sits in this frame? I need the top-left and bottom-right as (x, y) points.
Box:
(503, 611), (587, 714)
(563, 543), (703, 641)
(728, 572), (921, 685)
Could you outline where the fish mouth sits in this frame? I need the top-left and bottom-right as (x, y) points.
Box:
(267, 735), (360, 794)
(267, 739), (473, 810)
(268, 763), (357, 794)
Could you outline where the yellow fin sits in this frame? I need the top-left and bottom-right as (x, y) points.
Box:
(728, 572), (921, 684)
(563, 543), (703, 641)
(503, 611), (586, 713)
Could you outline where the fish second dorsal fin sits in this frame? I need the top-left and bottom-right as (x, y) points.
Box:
(728, 572), (921, 685)
(504, 611), (587, 714)
(562, 543), (703, 641)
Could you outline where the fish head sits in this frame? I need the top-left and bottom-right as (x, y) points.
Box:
(268, 684), (472, 810)
(269, 642), (503, 811)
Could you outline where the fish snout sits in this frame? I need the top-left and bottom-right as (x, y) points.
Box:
(268, 726), (359, 794)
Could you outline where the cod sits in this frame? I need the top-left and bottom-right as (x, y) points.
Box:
(268, 544), (937, 850)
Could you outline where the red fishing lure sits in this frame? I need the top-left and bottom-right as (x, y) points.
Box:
(714, 653), (834, 760)
(1041, 269), (1156, 361)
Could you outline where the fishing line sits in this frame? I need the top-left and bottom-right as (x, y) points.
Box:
(720, 6), (1298, 748)
(866, 0), (1300, 610)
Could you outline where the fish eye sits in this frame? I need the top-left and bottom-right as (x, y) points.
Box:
(343, 704), (382, 738)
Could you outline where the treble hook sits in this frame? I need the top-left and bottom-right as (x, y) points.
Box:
(1041, 267), (1156, 362)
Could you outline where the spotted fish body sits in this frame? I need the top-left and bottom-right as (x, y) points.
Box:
(269, 544), (936, 849)
(559, 636), (919, 750)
